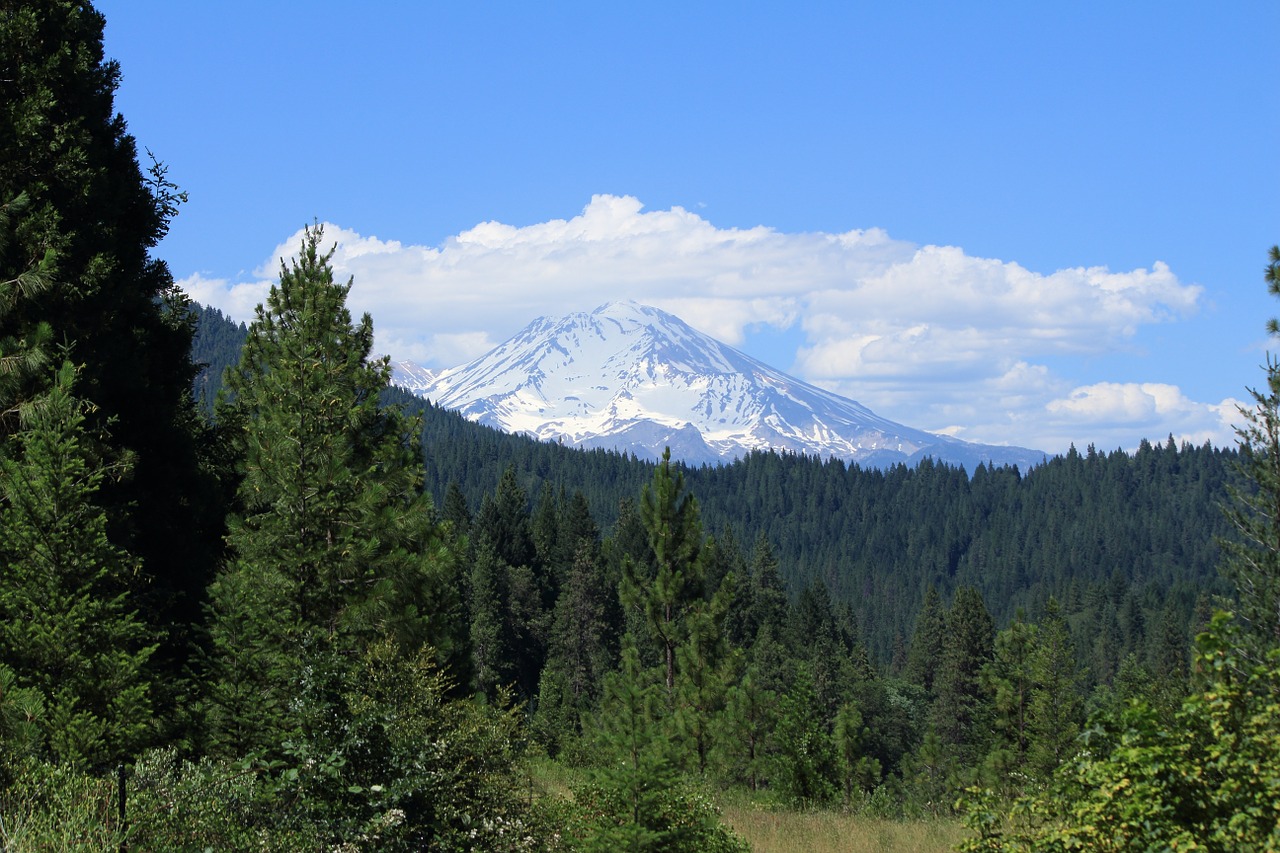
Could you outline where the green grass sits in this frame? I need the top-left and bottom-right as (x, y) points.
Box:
(525, 754), (583, 801)
(719, 802), (964, 853)
(2, 757), (967, 853)
(0, 766), (123, 853)
(524, 759), (965, 853)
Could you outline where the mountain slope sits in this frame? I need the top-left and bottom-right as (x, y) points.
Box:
(397, 301), (1046, 470)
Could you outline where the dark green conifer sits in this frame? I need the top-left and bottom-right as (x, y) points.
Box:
(560, 489), (601, 557)
(550, 539), (615, 704)
(981, 612), (1036, 767)
(745, 531), (788, 643)
(931, 586), (995, 761)
(1, 0), (223, 706)
(711, 664), (777, 791)
(532, 480), (563, 574)
(471, 466), (549, 697)
(1025, 599), (1083, 780)
(441, 480), (472, 539)
(905, 585), (946, 700)
(467, 537), (509, 700)
(205, 226), (459, 753)
(0, 362), (155, 769)
(580, 643), (681, 851)
(622, 448), (718, 696)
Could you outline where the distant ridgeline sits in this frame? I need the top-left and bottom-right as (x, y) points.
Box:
(196, 303), (1236, 671)
(190, 303), (249, 414)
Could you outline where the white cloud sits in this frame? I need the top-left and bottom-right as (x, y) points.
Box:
(1040, 383), (1243, 452)
(1048, 382), (1182, 422)
(178, 272), (272, 322)
(184, 195), (1227, 455)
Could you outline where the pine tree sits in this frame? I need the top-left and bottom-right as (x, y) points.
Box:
(981, 613), (1037, 767)
(711, 664), (777, 791)
(702, 533), (746, 642)
(536, 493), (613, 744)
(1088, 600), (1124, 686)
(532, 480), (563, 577)
(206, 226), (459, 753)
(833, 700), (876, 804)
(580, 643), (681, 851)
(672, 616), (735, 776)
(0, 362), (155, 769)
(549, 539), (615, 706)
(478, 465), (537, 571)
(472, 465), (548, 698)
(1148, 597), (1189, 685)
(931, 586), (995, 762)
(0, 1), (222, 686)
(905, 585), (947, 700)
(787, 580), (866, 719)
(622, 448), (720, 696)
(441, 479), (472, 540)
(463, 536), (509, 702)
(1025, 599), (1083, 780)
(745, 531), (788, 643)
(560, 489), (601, 557)
(904, 727), (954, 818)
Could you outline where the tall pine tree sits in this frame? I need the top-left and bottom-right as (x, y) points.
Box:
(205, 225), (460, 754)
(622, 448), (725, 696)
(931, 586), (995, 764)
(0, 1), (222, 686)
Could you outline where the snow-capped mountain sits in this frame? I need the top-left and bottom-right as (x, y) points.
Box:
(388, 359), (437, 395)
(393, 301), (1045, 470)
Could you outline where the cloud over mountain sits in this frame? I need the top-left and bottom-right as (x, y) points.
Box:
(179, 195), (1238, 454)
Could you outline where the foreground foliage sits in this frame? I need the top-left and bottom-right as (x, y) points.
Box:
(959, 614), (1280, 851)
(3, 642), (551, 852)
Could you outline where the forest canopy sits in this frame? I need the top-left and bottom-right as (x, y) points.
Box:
(0, 2), (1276, 850)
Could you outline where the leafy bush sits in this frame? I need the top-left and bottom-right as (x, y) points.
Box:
(0, 760), (123, 852)
(569, 778), (749, 852)
(126, 640), (559, 851)
(126, 747), (326, 851)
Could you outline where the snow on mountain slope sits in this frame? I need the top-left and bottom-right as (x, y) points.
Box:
(393, 301), (1046, 470)
(388, 359), (437, 394)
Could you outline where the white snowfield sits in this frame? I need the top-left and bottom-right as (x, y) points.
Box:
(393, 301), (1045, 470)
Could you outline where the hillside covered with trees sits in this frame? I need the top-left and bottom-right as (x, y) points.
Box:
(1, 3), (1277, 850)
(196, 305), (1235, 679)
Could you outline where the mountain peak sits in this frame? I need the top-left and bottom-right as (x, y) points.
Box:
(395, 302), (1045, 470)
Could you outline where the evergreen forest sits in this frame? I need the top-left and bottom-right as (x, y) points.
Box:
(2, 3), (1278, 850)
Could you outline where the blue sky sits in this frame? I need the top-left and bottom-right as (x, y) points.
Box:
(97, 1), (1278, 455)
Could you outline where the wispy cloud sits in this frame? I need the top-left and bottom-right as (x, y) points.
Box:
(179, 194), (1239, 454)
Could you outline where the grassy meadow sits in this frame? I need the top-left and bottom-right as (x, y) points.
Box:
(719, 802), (964, 853)
(526, 758), (965, 853)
